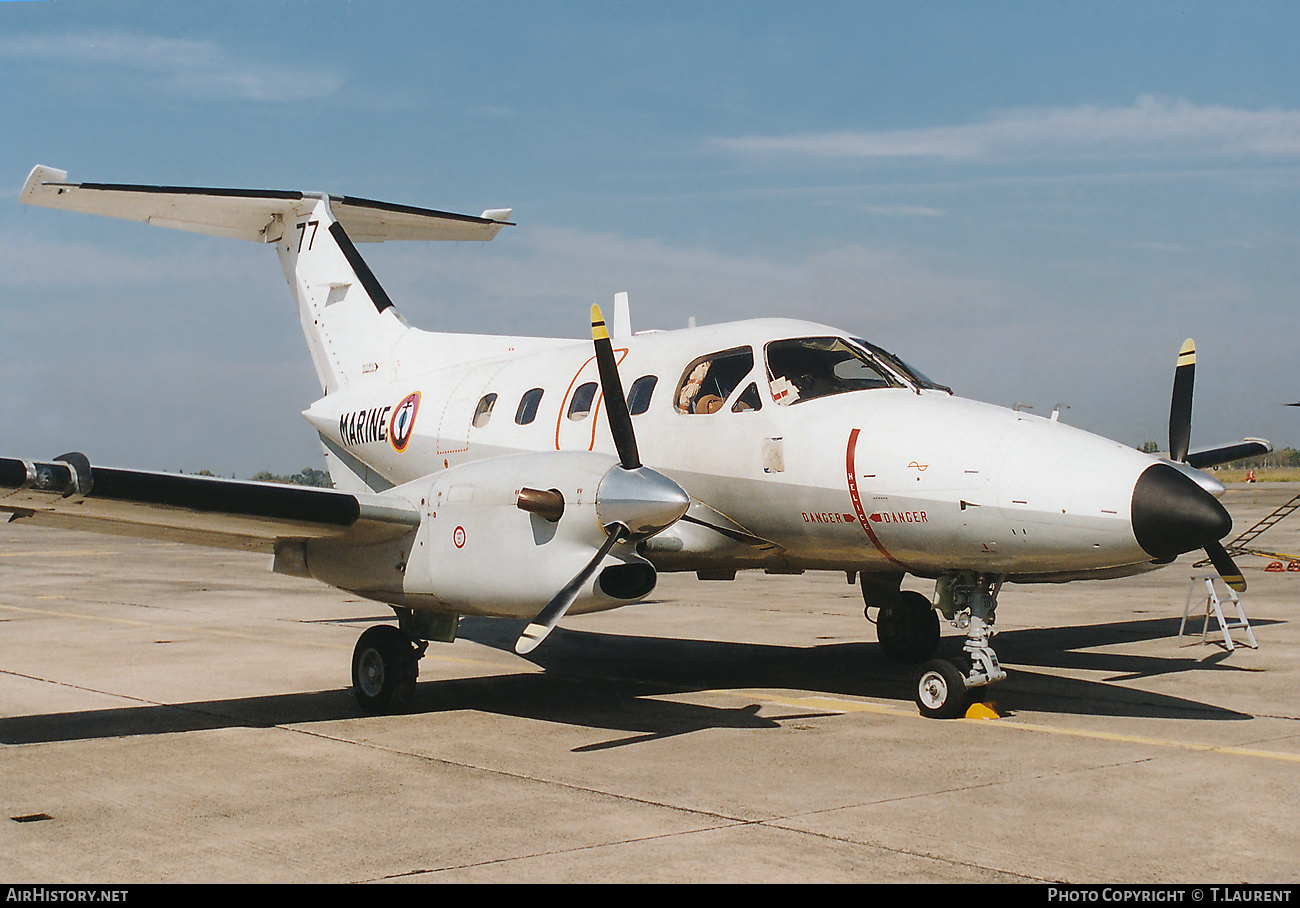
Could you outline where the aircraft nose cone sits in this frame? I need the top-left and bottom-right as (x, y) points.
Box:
(1131, 463), (1232, 560)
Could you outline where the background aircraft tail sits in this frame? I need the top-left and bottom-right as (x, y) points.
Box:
(20, 165), (513, 395)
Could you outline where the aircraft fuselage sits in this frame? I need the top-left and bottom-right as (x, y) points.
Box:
(302, 316), (1168, 590)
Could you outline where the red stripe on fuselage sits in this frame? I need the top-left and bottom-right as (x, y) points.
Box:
(846, 427), (908, 569)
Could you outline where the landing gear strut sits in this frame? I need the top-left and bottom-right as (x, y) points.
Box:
(351, 611), (429, 715)
(914, 572), (1007, 719)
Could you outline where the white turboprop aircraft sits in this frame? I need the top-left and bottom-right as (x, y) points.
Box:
(5, 165), (1270, 719)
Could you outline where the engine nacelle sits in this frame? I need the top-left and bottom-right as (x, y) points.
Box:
(304, 451), (660, 618)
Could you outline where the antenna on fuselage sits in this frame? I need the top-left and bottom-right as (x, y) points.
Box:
(611, 292), (632, 340)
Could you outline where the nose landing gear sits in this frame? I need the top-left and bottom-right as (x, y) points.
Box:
(914, 573), (1007, 719)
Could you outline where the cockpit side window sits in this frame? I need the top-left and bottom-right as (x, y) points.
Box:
(675, 347), (755, 414)
(731, 382), (763, 412)
(765, 337), (901, 405)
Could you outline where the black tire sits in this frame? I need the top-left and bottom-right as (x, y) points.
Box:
(352, 625), (419, 715)
(915, 659), (969, 719)
(877, 590), (941, 663)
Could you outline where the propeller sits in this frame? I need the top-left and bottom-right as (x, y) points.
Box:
(1168, 339), (1271, 470)
(514, 305), (689, 654)
(1164, 338), (1254, 592)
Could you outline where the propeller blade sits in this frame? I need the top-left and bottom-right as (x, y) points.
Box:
(591, 304), (640, 470)
(1185, 439), (1271, 470)
(1169, 338), (1195, 463)
(1204, 539), (1247, 593)
(515, 524), (629, 655)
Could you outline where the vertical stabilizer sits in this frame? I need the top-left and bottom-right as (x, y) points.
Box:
(276, 197), (408, 394)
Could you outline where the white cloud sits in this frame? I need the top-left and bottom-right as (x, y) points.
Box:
(0, 32), (344, 102)
(368, 225), (1013, 350)
(715, 97), (1300, 161)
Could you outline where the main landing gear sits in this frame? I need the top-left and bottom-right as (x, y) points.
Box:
(861, 575), (940, 663)
(351, 609), (429, 715)
(861, 571), (1007, 718)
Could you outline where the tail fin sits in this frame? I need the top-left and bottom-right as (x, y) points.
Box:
(20, 165), (512, 393)
(277, 195), (406, 393)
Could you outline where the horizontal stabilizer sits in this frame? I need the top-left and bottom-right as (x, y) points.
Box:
(20, 165), (512, 244)
(0, 455), (419, 552)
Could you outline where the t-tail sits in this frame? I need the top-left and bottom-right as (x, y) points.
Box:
(19, 165), (513, 395)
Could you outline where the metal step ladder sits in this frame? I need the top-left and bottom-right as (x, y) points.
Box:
(1180, 575), (1258, 651)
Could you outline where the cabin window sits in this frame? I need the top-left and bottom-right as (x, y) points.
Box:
(515, 387), (544, 425)
(675, 347), (754, 414)
(567, 381), (598, 420)
(765, 337), (900, 405)
(627, 375), (658, 416)
(472, 393), (498, 428)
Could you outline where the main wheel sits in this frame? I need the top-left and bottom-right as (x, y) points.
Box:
(915, 659), (969, 719)
(876, 590), (941, 663)
(352, 624), (419, 715)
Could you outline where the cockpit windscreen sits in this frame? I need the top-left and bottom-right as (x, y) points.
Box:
(765, 337), (901, 404)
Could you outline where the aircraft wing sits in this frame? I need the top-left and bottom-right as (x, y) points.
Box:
(0, 455), (420, 552)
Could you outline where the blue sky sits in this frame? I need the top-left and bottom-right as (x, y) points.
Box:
(2, 1), (1298, 475)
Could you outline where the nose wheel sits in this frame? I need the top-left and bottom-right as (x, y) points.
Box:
(913, 572), (1008, 718)
(916, 659), (969, 719)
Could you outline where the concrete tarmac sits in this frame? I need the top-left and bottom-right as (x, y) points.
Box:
(2, 484), (1298, 883)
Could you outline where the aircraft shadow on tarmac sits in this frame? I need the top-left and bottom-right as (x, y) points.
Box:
(2, 614), (1260, 748)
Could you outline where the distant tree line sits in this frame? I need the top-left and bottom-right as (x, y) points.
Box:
(185, 467), (333, 487)
(1135, 442), (1300, 469)
(1217, 448), (1300, 470)
(250, 467), (333, 487)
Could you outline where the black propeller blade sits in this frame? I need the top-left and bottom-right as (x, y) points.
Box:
(591, 304), (640, 470)
(515, 525), (629, 654)
(1204, 539), (1247, 593)
(1162, 337), (1248, 591)
(1169, 338), (1195, 464)
(1185, 440), (1271, 470)
(513, 304), (688, 655)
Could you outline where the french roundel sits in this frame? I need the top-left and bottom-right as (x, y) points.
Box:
(389, 392), (421, 453)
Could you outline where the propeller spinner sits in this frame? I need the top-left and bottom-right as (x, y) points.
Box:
(514, 306), (689, 654)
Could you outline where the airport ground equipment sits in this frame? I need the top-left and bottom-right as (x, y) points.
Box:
(1180, 574), (1257, 651)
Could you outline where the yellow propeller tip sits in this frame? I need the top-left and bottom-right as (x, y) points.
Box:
(590, 304), (609, 341)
